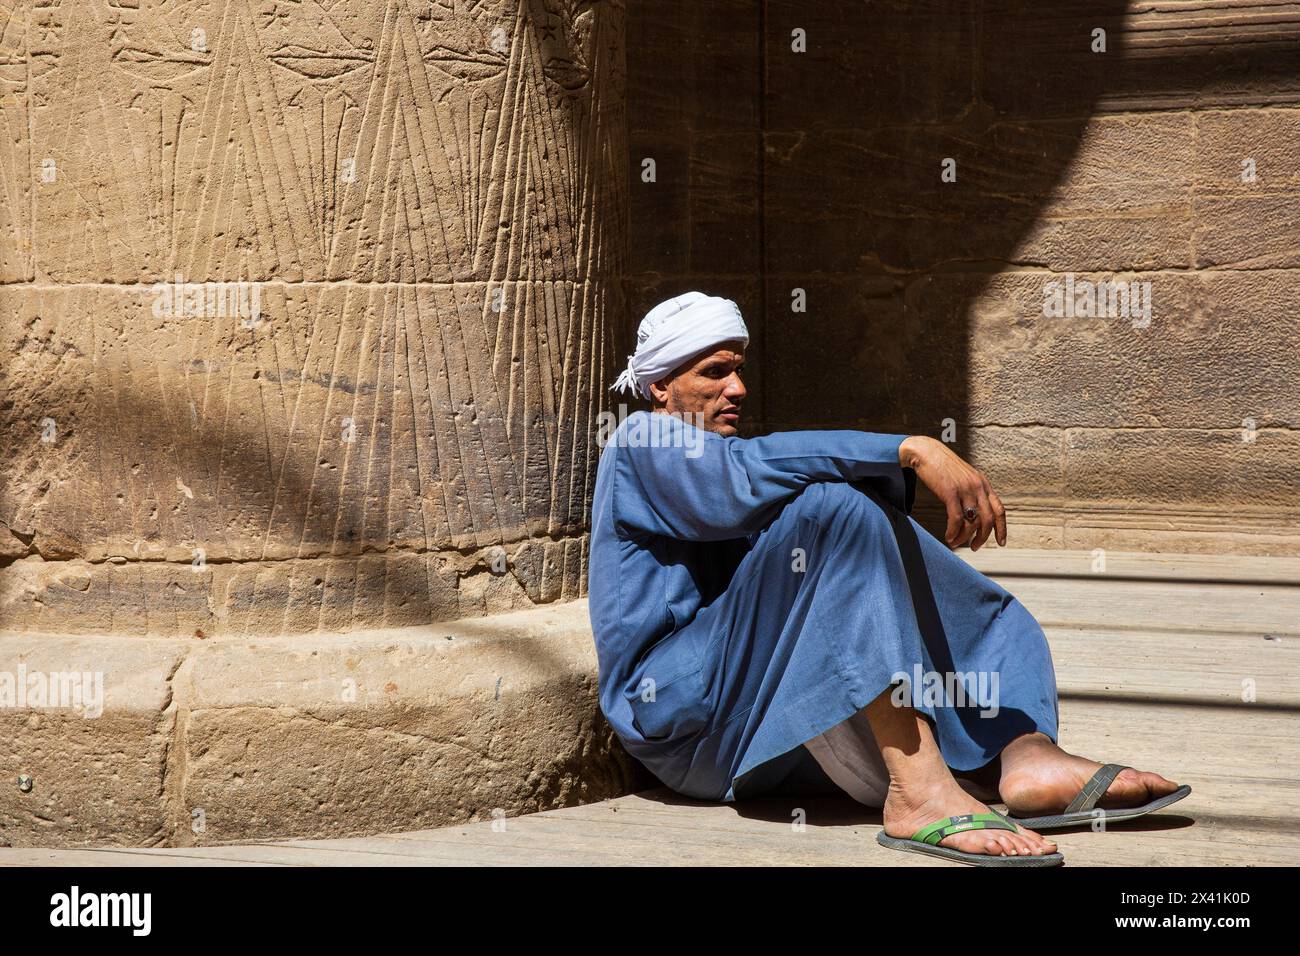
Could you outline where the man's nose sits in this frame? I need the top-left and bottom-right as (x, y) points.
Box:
(724, 374), (746, 401)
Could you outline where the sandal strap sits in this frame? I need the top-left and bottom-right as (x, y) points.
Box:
(913, 813), (1018, 846)
(1064, 763), (1129, 814)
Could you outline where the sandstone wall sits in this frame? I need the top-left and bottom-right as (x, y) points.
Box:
(0, 1), (639, 848)
(1, 0), (628, 635)
(626, 0), (1300, 555)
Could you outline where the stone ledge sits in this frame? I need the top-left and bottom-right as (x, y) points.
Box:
(0, 600), (645, 849)
(0, 535), (590, 637)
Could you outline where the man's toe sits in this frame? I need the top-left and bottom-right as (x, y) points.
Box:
(1106, 767), (1180, 808)
(1014, 833), (1043, 855)
(1147, 771), (1182, 794)
(944, 831), (1007, 857)
(1020, 825), (1055, 851)
(943, 824), (1058, 857)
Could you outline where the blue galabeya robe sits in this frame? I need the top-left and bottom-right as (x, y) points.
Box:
(588, 410), (1059, 801)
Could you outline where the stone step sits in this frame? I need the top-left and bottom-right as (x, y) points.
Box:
(966, 548), (1300, 636)
(2, 549), (1294, 854)
(2, 695), (1292, 867)
(0, 601), (631, 849)
(966, 547), (1300, 585)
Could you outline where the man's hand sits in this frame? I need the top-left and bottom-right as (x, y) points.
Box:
(898, 436), (1007, 551)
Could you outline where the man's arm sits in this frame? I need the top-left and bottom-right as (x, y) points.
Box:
(611, 412), (914, 542)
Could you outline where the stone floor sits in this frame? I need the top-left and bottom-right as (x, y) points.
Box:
(2, 549), (1296, 866)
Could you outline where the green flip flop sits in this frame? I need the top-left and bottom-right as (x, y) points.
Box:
(876, 812), (1064, 867)
(1003, 763), (1192, 831)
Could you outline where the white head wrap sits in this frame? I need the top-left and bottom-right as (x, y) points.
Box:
(610, 292), (749, 400)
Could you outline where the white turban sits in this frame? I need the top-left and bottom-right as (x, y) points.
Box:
(610, 292), (749, 400)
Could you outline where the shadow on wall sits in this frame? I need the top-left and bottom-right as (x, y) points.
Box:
(623, 0), (1300, 538)
(0, 0), (629, 636)
(0, 292), (594, 638)
(753, 0), (1145, 445)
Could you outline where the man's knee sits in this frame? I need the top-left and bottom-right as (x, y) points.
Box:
(789, 480), (893, 536)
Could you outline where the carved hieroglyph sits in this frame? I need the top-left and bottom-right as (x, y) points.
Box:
(0, 0), (627, 635)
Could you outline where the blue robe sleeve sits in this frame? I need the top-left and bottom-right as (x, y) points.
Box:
(612, 413), (917, 542)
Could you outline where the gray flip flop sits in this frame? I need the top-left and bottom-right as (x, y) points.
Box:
(1004, 763), (1192, 831)
(875, 812), (1064, 867)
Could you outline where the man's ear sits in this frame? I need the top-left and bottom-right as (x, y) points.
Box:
(648, 378), (670, 406)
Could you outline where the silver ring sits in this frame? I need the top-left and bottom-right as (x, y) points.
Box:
(963, 506), (978, 523)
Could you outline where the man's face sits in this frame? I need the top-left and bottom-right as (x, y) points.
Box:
(648, 340), (747, 437)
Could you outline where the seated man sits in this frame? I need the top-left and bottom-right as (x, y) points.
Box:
(588, 291), (1188, 866)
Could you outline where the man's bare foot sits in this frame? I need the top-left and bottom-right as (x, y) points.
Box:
(862, 690), (1056, 858)
(999, 732), (1182, 817)
(953, 761), (1001, 803)
(884, 778), (1058, 858)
